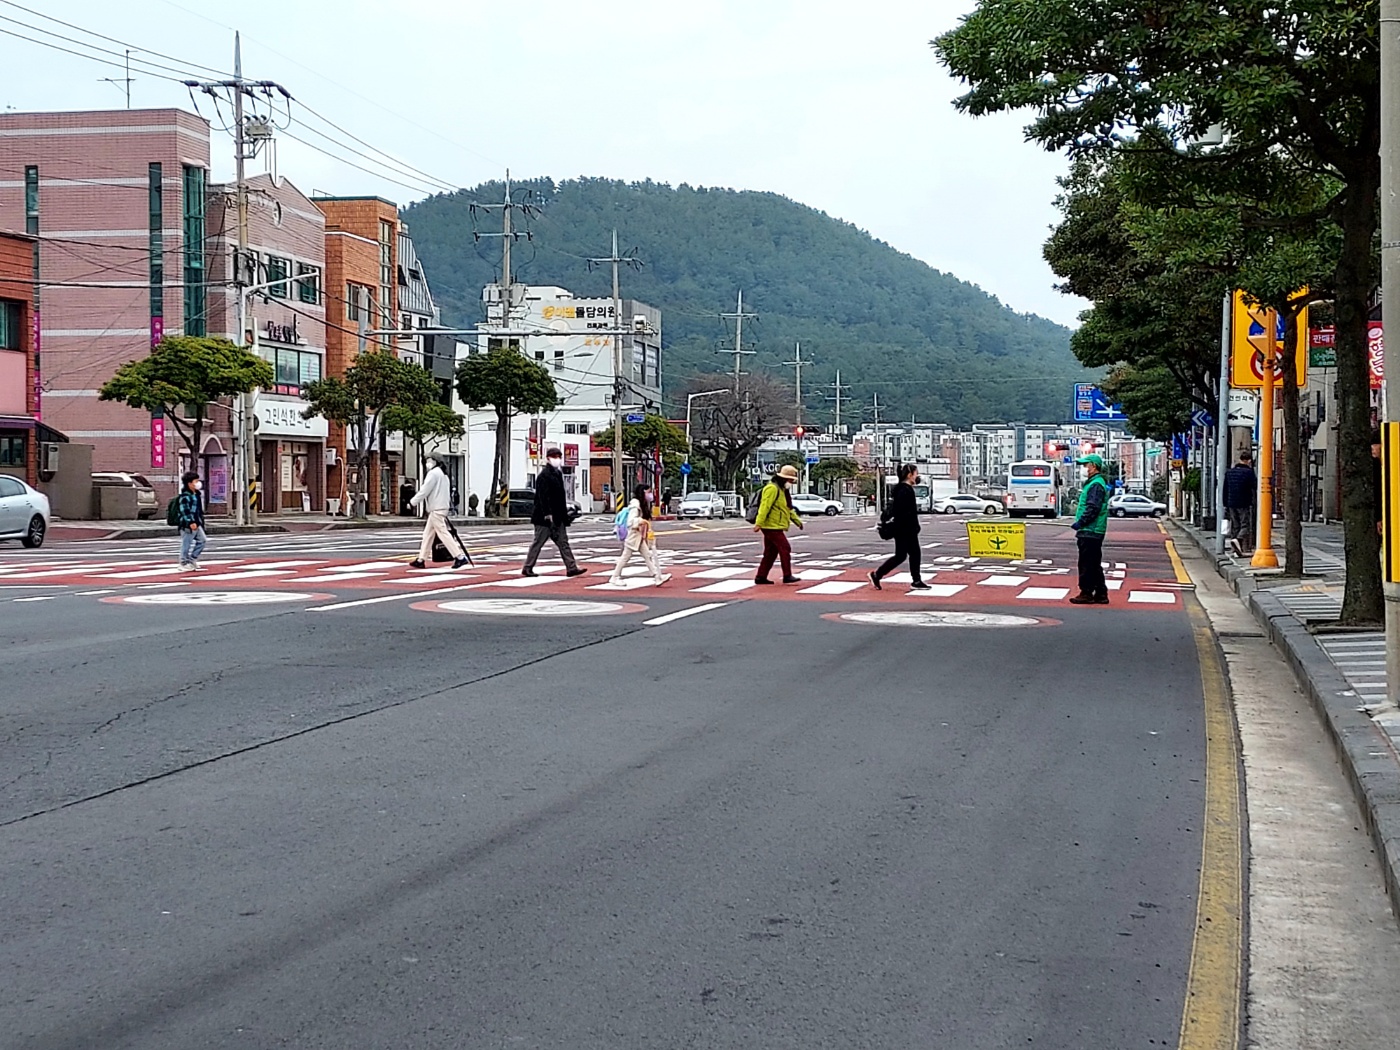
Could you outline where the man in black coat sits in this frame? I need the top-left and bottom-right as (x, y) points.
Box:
(869, 463), (931, 591)
(522, 448), (586, 578)
(1222, 451), (1257, 552)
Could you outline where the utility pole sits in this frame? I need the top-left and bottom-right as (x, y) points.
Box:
(873, 392), (884, 513)
(719, 290), (757, 393)
(785, 342), (809, 489)
(99, 49), (135, 108)
(588, 230), (642, 510)
(825, 369), (851, 433)
(1380, 0), (1400, 702)
(472, 171), (533, 513)
(184, 36), (288, 528)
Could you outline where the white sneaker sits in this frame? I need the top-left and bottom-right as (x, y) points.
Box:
(654, 574), (671, 585)
(191, 561), (205, 572)
(603, 578), (624, 588)
(178, 562), (192, 572)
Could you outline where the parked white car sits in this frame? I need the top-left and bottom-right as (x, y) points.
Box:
(1109, 493), (1167, 518)
(0, 475), (50, 547)
(789, 493), (842, 516)
(933, 493), (1002, 515)
(679, 491), (726, 519)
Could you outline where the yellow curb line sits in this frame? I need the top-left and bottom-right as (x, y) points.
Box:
(1177, 584), (1245, 1050)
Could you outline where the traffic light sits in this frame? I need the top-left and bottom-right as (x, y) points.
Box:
(795, 426), (805, 439)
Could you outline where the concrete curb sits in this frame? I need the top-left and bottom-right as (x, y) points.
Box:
(1170, 521), (1400, 921)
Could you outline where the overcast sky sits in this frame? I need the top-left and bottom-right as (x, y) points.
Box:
(0, 0), (1087, 327)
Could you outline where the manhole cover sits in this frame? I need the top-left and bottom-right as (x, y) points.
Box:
(103, 591), (331, 606)
(833, 610), (1045, 628)
(412, 598), (647, 617)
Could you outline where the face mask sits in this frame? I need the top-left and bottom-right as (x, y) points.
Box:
(547, 457), (562, 467)
(425, 459), (436, 471)
(643, 490), (653, 501)
(192, 481), (202, 491)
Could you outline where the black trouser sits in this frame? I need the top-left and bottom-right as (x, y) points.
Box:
(1225, 506), (1253, 550)
(1077, 531), (1106, 599)
(524, 521), (578, 571)
(874, 533), (922, 584)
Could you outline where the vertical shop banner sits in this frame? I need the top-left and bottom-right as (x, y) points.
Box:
(207, 457), (228, 504)
(1369, 321), (1384, 390)
(150, 413), (166, 469)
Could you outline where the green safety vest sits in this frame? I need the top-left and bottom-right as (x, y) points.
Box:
(1075, 474), (1111, 536)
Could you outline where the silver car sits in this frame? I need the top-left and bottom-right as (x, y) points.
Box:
(679, 491), (726, 518)
(0, 475), (50, 547)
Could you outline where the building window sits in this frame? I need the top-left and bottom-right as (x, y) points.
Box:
(553, 349), (564, 372)
(346, 283), (369, 322)
(182, 165), (206, 335)
(296, 264), (320, 304)
(0, 434), (24, 467)
(534, 349), (545, 362)
(149, 163), (163, 326)
(259, 347), (322, 396)
(378, 219), (393, 327)
(266, 255), (289, 298)
(0, 300), (21, 349)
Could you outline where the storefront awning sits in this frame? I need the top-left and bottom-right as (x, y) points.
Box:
(0, 417), (70, 444)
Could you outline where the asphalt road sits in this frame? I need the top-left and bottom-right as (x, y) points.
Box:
(1, 515), (1213, 1048)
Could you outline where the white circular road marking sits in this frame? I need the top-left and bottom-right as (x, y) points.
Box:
(834, 610), (1045, 628)
(413, 597), (647, 617)
(103, 591), (331, 606)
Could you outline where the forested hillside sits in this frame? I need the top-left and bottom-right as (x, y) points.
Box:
(402, 178), (1086, 426)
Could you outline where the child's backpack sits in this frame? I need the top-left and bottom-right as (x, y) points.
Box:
(613, 505), (630, 543)
(165, 496), (181, 528)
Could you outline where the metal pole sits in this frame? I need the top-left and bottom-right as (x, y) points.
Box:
(611, 228), (624, 511)
(683, 394), (693, 499)
(1381, 0), (1400, 700)
(1214, 293), (1231, 552)
(733, 289), (744, 393)
(1252, 308), (1281, 567)
(233, 34), (253, 527)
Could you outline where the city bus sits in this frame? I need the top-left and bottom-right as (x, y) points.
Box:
(1004, 460), (1061, 518)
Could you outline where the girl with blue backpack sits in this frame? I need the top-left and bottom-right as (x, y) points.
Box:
(607, 484), (669, 587)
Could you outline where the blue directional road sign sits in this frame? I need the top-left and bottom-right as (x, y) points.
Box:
(679, 462), (692, 475)
(625, 413), (645, 424)
(1073, 383), (1125, 422)
(1191, 409), (1214, 428)
(805, 453), (819, 465)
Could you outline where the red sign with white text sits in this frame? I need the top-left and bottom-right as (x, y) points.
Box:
(150, 415), (166, 469)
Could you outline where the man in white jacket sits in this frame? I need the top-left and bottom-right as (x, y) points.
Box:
(408, 458), (469, 569)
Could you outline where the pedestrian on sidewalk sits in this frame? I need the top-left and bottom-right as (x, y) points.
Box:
(176, 471), (206, 571)
(753, 464), (804, 584)
(869, 462), (931, 591)
(1222, 450), (1257, 552)
(408, 457), (469, 570)
(1069, 453), (1111, 605)
(523, 448), (586, 579)
(608, 483), (670, 587)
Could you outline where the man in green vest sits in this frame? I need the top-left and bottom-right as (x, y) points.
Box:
(1069, 453), (1111, 605)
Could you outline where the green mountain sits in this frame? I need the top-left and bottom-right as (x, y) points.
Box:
(402, 178), (1085, 427)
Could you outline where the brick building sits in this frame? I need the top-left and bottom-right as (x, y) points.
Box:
(313, 196), (400, 514)
(207, 174), (328, 514)
(0, 229), (39, 485)
(0, 109), (212, 493)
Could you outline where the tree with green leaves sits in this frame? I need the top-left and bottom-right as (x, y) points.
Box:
(592, 413), (690, 486)
(811, 456), (859, 497)
(381, 401), (466, 475)
(303, 349), (439, 518)
(936, 0), (1382, 620)
(99, 334), (273, 469)
(455, 346), (559, 515)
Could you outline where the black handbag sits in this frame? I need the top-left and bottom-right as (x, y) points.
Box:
(431, 519), (473, 564)
(876, 519), (896, 541)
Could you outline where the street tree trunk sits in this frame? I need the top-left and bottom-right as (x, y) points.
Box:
(1335, 178), (1383, 623)
(490, 405), (510, 517)
(1280, 308), (1304, 578)
(352, 413), (371, 520)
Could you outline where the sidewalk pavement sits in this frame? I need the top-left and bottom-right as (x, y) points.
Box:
(47, 513), (545, 542)
(1172, 519), (1400, 920)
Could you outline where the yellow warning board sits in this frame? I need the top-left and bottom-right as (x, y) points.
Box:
(966, 521), (1026, 560)
(1384, 423), (1400, 584)
(1230, 289), (1307, 388)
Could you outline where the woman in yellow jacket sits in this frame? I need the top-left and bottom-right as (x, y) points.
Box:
(753, 464), (804, 584)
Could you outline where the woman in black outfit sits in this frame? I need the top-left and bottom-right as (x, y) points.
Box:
(870, 463), (931, 590)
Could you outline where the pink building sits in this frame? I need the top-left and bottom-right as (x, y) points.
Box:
(0, 108), (211, 492)
(206, 174), (328, 514)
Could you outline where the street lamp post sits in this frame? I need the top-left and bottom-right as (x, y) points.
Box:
(683, 389), (727, 497)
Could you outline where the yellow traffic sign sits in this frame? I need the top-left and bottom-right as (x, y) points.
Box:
(1230, 290), (1307, 388)
(967, 521), (1026, 560)
(1384, 423), (1400, 584)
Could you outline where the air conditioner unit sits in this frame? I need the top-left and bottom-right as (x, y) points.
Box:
(39, 442), (59, 473)
(325, 447), (339, 467)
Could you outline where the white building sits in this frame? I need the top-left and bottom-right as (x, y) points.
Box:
(444, 284), (663, 512)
